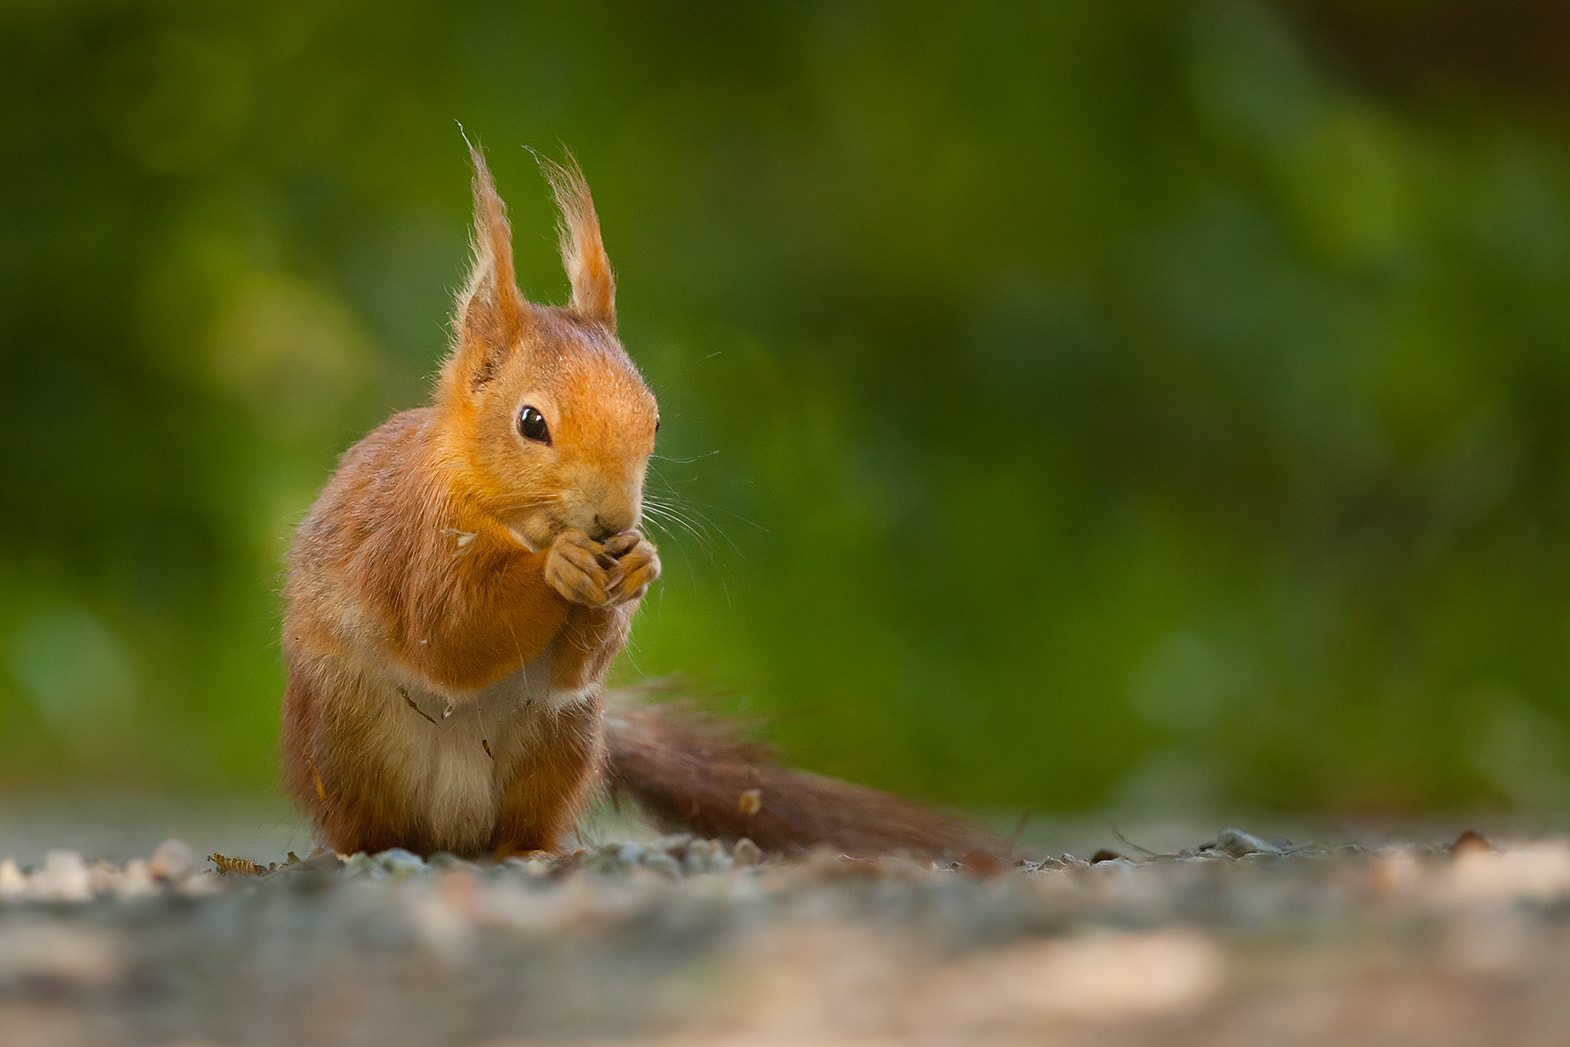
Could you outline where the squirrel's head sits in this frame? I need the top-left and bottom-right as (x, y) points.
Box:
(436, 146), (658, 552)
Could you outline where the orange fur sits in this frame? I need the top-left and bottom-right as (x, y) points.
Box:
(281, 147), (656, 856)
(539, 153), (616, 329)
(281, 145), (1003, 862)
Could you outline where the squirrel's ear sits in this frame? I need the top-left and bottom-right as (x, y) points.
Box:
(540, 153), (616, 331)
(449, 144), (531, 394)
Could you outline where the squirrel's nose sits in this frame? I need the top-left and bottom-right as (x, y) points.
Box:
(581, 476), (641, 540)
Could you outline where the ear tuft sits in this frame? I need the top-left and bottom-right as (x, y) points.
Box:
(538, 152), (616, 331)
(446, 141), (530, 398)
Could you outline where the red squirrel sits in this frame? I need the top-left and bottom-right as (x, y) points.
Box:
(280, 146), (1003, 860)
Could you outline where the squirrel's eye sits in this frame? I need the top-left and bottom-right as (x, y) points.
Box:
(517, 405), (551, 444)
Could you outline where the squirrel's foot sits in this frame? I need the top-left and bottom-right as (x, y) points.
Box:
(544, 528), (618, 606)
(602, 530), (660, 605)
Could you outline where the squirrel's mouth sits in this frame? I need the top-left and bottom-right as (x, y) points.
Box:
(500, 486), (642, 553)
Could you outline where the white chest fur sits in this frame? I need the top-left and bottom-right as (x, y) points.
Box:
(355, 650), (589, 854)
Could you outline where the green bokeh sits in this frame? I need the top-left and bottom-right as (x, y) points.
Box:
(3, 1), (1569, 816)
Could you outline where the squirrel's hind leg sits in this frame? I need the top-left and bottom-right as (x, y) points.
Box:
(488, 699), (606, 854)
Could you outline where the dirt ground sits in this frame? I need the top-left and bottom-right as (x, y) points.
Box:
(1, 803), (1567, 1046)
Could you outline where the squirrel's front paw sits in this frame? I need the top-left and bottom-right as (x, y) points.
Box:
(544, 529), (618, 607)
(602, 530), (661, 605)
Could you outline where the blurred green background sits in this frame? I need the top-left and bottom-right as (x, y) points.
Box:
(4, 0), (1570, 820)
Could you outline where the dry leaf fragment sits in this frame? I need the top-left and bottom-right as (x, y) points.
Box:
(402, 687), (438, 725)
(439, 528), (477, 556)
(308, 758), (328, 804)
(210, 853), (261, 876)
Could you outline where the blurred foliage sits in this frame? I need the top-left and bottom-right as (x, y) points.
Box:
(3, 0), (1570, 816)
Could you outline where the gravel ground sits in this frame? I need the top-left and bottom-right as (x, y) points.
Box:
(4, 812), (1570, 1047)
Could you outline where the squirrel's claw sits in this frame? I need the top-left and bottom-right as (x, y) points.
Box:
(545, 529), (617, 606)
(605, 532), (660, 605)
(545, 528), (659, 608)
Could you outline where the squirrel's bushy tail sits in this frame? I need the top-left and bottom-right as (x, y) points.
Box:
(602, 689), (1008, 862)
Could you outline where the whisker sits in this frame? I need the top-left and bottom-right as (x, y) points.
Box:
(644, 462), (743, 556)
(651, 449), (722, 466)
(643, 500), (718, 558)
(637, 513), (701, 593)
(635, 449), (751, 605)
(645, 495), (747, 558)
(658, 493), (768, 538)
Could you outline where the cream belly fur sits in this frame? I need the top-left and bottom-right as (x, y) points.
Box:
(353, 651), (593, 854)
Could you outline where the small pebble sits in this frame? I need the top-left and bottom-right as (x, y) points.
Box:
(150, 839), (200, 883)
(0, 859), (26, 899)
(111, 859), (157, 900)
(43, 850), (93, 902)
(427, 852), (476, 872)
(375, 849), (427, 879)
(732, 838), (763, 868)
(582, 844), (634, 876)
(1210, 829), (1283, 859)
(287, 851), (346, 875)
(642, 852), (683, 879)
(341, 853), (382, 878)
(87, 859), (115, 895)
(685, 839), (730, 875)
(652, 834), (694, 860)
(502, 855), (555, 880)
